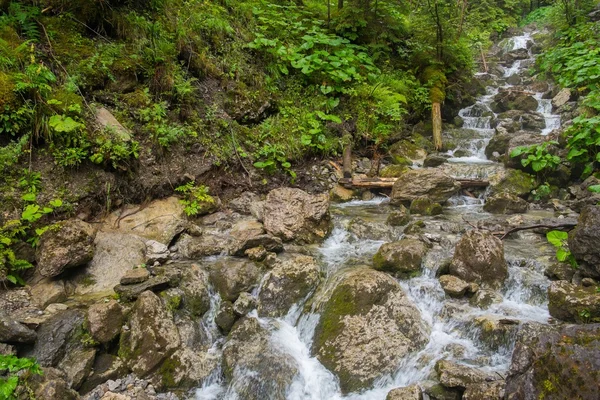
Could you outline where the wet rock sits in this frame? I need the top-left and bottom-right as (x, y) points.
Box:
(209, 259), (260, 302)
(58, 347), (96, 390)
(312, 268), (429, 394)
(435, 360), (491, 389)
(424, 154), (449, 168)
(31, 367), (80, 400)
(263, 187), (331, 243)
(386, 384), (423, 400)
(348, 217), (400, 241)
(505, 322), (600, 400)
(388, 140), (427, 164)
(223, 317), (299, 400)
(380, 164), (410, 177)
(0, 313), (37, 343)
(36, 219), (96, 278)
(79, 354), (127, 394)
(449, 230), (508, 288)
(492, 90), (538, 113)
(102, 197), (187, 244)
(409, 196), (442, 216)
(463, 381), (505, 400)
(551, 88), (571, 109)
(231, 234), (283, 256)
(120, 268), (150, 285)
(29, 278), (67, 309)
(439, 275), (470, 297)
(114, 275), (171, 301)
(548, 280), (600, 323)
(25, 309), (85, 367)
(483, 192), (528, 214)
(245, 246), (268, 261)
(387, 205), (410, 226)
(119, 291), (180, 377)
(74, 232), (146, 296)
(391, 169), (461, 205)
(179, 263), (210, 317)
(373, 239), (428, 277)
(422, 383), (461, 400)
(233, 292), (256, 316)
(485, 133), (511, 160)
(521, 112), (546, 131)
(488, 168), (536, 198)
(156, 347), (217, 390)
(145, 240), (170, 264)
(404, 220), (425, 235)
(470, 289), (503, 308)
(472, 315), (519, 351)
(215, 301), (236, 333)
(330, 184), (355, 202)
(229, 192), (261, 214)
(569, 206), (600, 278)
(176, 233), (231, 258)
(87, 300), (123, 344)
(258, 254), (320, 317)
(544, 263), (575, 281)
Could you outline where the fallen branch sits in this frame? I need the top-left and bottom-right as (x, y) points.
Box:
(498, 223), (577, 240)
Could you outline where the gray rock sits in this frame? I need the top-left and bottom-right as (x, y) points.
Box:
(544, 263), (575, 281)
(488, 168), (536, 198)
(569, 206), (600, 278)
(209, 259), (260, 302)
(263, 187), (331, 243)
(492, 90), (538, 113)
(551, 88), (571, 109)
(470, 289), (503, 309)
(114, 275), (171, 301)
(520, 112), (545, 131)
(463, 381), (505, 400)
(215, 301), (236, 333)
(36, 219), (96, 278)
(439, 275), (470, 297)
(177, 233), (231, 258)
(120, 268), (150, 285)
(229, 192), (261, 214)
(79, 354), (127, 394)
(348, 217), (400, 241)
(483, 192), (528, 214)
(233, 292), (256, 316)
(472, 315), (519, 351)
(179, 263), (211, 317)
(31, 367), (80, 400)
(312, 268), (429, 394)
(423, 154), (448, 168)
(391, 169), (460, 205)
(0, 313), (37, 343)
(409, 196), (443, 216)
(435, 360), (491, 389)
(58, 347), (96, 390)
(387, 205), (410, 226)
(0, 343), (16, 355)
(87, 300), (123, 344)
(373, 239), (428, 277)
(231, 234), (283, 256)
(94, 107), (131, 141)
(29, 278), (67, 309)
(449, 230), (508, 288)
(258, 254), (320, 317)
(119, 291), (180, 377)
(548, 280), (600, 323)
(386, 385), (423, 400)
(145, 240), (170, 264)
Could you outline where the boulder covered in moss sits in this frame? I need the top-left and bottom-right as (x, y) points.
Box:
(505, 322), (600, 400)
(373, 239), (428, 277)
(548, 280), (600, 323)
(209, 258), (260, 303)
(312, 268), (429, 394)
(410, 196), (443, 216)
(483, 192), (528, 214)
(569, 206), (600, 278)
(263, 187), (331, 243)
(449, 230), (508, 288)
(488, 168), (536, 198)
(387, 205), (411, 226)
(380, 164), (410, 178)
(388, 140), (426, 165)
(491, 90), (538, 113)
(391, 169), (461, 205)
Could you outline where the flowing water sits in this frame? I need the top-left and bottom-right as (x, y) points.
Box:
(193, 31), (559, 400)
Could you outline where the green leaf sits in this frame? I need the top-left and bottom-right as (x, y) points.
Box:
(547, 230), (568, 248)
(49, 199), (63, 208)
(588, 185), (600, 193)
(21, 192), (36, 202)
(556, 248), (569, 262)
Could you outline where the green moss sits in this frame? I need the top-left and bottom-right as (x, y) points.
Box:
(158, 356), (182, 388)
(0, 72), (16, 108)
(492, 169), (536, 197)
(380, 164), (409, 177)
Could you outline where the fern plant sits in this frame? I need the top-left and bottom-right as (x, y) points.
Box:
(0, 354), (42, 400)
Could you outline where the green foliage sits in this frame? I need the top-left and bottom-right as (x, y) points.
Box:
(0, 354), (42, 399)
(0, 3), (40, 42)
(175, 182), (216, 217)
(532, 182), (552, 201)
(546, 230), (577, 268)
(520, 6), (553, 26)
(510, 141), (561, 172)
(253, 142), (297, 180)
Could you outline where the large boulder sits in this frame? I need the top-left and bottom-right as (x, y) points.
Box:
(391, 169), (460, 205)
(0, 313), (37, 343)
(435, 360), (492, 389)
(263, 188), (331, 243)
(569, 206), (600, 278)
(312, 268), (429, 394)
(176, 233), (231, 258)
(258, 254), (321, 317)
(29, 278), (67, 309)
(209, 259), (261, 302)
(86, 300), (123, 344)
(548, 280), (600, 323)
(483, 192), (528, 214)
(118, 291), (180, 377)
(373, 239), (428, 277)
(36, 219), (96, 278)
(222, 317), (299, 400)
(492, 90), (538, 113)
(449, 230), (508, 288)
(58, 347), (96, 390)
(485, 133), (510, 159)
(179, 263), (211, 317)
(488, 169), (536, 198)
(505, 323), (600, 400)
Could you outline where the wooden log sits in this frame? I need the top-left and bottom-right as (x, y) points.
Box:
(342, 143), (352, 179)
(340, 177), (489, 190)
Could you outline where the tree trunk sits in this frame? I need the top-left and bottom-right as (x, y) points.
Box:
(338, 0), (344, 9)
(432, 102), (443, 151)
(343, 142), (352, 179)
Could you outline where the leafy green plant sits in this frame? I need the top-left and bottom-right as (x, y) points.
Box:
(532, 182), (552, 201)
(510, 141), (561, 172)
(253, 142), (296, 180)
(546, 230), (577, 268)
(0, 354), (42, 399)
(175, 182), (216, 217)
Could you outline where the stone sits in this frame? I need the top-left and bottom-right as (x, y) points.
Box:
(58, 347), (96, 390)
(209, 259), (260, 302)
(100, 393), (129, 400)
(231, 234), (283, 256)
(387, 205), (411, 226)
(330, 184), (354, 202)
(233, 292), (256, 316)
(483, 192), (528, 214)
(32, 367), (80, 400)
(120, 268), (150, 285)
(548, 280), (600, 323)
(215, 301), (236, 333)
(463, 381), (505, 400)
(29, 278), (67, 309)
(439, 275), (470, 297)
(156, 347), (217, 390)
(74, 232), (146, 296)
(470, 289), (503, 309)
(36, 219), (96, 278)
(488, 168), (536, 198)
(312, 268), (429, 394)
(544, 263), (575, 281)
(25, 309), (85, 367)
(144, 240), (170, 264)
(380, 164), (410, 177)
(423, 154), (448, 168)
(569, 206), (600, 278)
(391, 169), (460, 205)
(492, 90), (538, 113)
(179, 263), (211, 317)
(0, 343), (16, 355)
(423, 383), (461, 400)
(472, 315), (519, 351)
(449, 230), (508, 288)
(176, 233), (231, 258)
(551, 88), (571, 109)
(102, 197), (187, 244)
(228, 192), (261, 214)
(505, 322), (600, 400)
(386, 385), (423, 400)
(87, 300), (123, 344)
(258, 254), (321, 317)
(263, 187), (331, 243)
(95, 107), (132, 141)
(0, 313), (37, 343)
(119, 291), (180, 377)
(79, 354), (127, 394)
(114, 275), (171, 301)
(230, 219), (265, 242)
(223, 317), (299, 400)
(245, 246), (268, 262)
(409, 196), (443, 216)
(388, 140), (427, 164)
(435, 360), (491, 389)
(373, 239), (428, 277)
(348, 217), (400, 241)
(520, 112), (546, 131)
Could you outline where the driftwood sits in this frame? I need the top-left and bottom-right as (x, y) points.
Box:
(342, 144), (352, 179)
(339, 177), (489, 190)
(497, 223), (577, 240)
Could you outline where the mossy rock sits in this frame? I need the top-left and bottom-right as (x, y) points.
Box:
(0, 71), (16, 108)
(489, 169), (536, 198)
(409, 196), (443, 216)
(373, 239), (428, 277)
(380, 164), (409, 178)
(388, 140), (426, 164)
